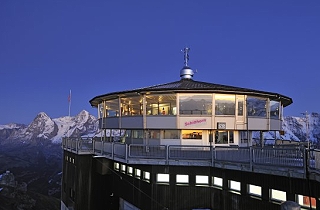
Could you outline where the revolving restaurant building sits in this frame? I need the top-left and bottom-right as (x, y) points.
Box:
(89, 50), (292, 147)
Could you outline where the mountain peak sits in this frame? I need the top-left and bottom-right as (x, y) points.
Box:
(35, 112), (50, 120)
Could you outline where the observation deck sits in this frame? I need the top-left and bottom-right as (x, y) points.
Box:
(62, 137), (320, 182)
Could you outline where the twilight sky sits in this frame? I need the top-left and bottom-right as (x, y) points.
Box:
(0, 1), (319, 124)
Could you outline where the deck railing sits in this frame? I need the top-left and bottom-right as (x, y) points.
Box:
(62, 137), (320, 179)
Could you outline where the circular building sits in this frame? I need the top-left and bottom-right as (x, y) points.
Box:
(89, 48), (292, 147)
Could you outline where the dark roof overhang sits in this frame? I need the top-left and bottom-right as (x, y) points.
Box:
(89, 79), (293, 107)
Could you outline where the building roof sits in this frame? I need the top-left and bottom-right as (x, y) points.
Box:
(89, 78), (293, 107)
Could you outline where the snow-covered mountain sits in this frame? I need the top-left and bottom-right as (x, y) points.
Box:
(0, 110), (320, 146)
(0, 110), (98, 144)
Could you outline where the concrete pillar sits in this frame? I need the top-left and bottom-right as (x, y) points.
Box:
(281, 201), (300, 210)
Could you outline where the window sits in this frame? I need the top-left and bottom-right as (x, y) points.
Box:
(163, 130), (180, 139)
(176, 175), (189, 184)
(297, 195), (317, 208)
(240, 131), (248, 143)
(147, 130), (160, 139)
(213, 177), (223, 187)
(179, 94), (212, 115)
(248, 184), (261, 196)
(215, 131), (234, 144)
(98, 103), (104, 118)
(215, 94), (235, 115)
(271, 189), (286, 202)
(229, 131), (234, 143)
(196, 175), (209, 185)
(121, 164), (126, 173)
(105, 98), (120, 117)
(182, 130), (202, 139)
(127, 166), (133, 175)
(121, 96), (143, 116)
(247, 97), (267, 117)
(135, 169), (141, 179)
(143, 172), (150, 182)
(114, 162), (120, 171)
(157, 173), (169, 183)
(131, 130), (144, 139)
(146, 94), (176, 115)
(229, 180), (241, 192)
(270, 101), (280, 119)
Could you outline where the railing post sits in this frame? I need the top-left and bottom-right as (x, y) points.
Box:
(303, 147), (307, 179)
(101, 140), (104, 155)
(111, 142), (114, 159)
(77, 138), (81, 154)
(166, 145), (169, 165)
(211, 146), (214, 167)
(125, 144), (128, 163)
(249, 147), (253, 171)
(93, 138), (95, 154)
(75, 139), (78, 153)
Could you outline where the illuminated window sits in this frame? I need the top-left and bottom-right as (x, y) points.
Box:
(229, 180), (241, 192)
(182, 130), (202, 139)
(196, 175), (209, 185)
(146, 94), (176, 115)
(127, 166), (133, 175)
(120, 96), (143, 116)
(114, 162), (119, 171)
(157, 173), (169, 183)
(176, 174), (189, 184)
(121, 164), (126, 173)
(271, 189), (286, 201)
(143, 171), (150, 181)
(105, 98), (120, 117)
(297, 194), (317, 208)
(135, 169), (141, 178)
(248, 184), (261, 196)
(213, 177), (223, 187)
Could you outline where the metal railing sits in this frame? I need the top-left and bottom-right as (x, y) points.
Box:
(62, 137), (320, 179)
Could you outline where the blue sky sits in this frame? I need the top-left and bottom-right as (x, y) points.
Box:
(0, 1), (319, 124)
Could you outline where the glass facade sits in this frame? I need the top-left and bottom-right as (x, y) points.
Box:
(163, 130), (180, 139)
(98, 93), (283, 146)
(146, 94), (176, 115)
(179, 94), (212, 115)
(100, 94), (282, 120)
(270, 100), (280, 119)
(215, 131), (234, 144)
(121, 96), (143, 116)
(147, 130), (160, 139)
(247, 97), (267, 117)
(182, 130), (202, 139)
(215, 95), (235, 115)
(105, 99), (119, 117)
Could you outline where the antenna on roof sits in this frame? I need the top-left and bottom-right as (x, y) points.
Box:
(181, 47), (190, 66)
(180, 47), (194, 80)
